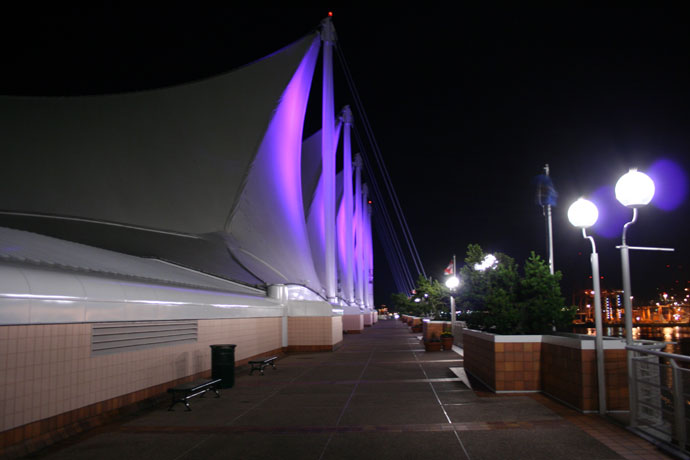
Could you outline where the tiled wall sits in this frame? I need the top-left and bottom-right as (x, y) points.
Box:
(464, 334), (541, 392)
(363, 313), (373, 326)
(464, 330), (629, 412)
(331, 316), (343, 345)
(287, 316), (342, 351)
(342, 314), (364, 333)
(463, 333), (496, 390)
(601, 349), (628, 411)
(422, 321), (448, 342)
(542, 345), (628, 411)
(541, 342), (584, 409)
(0, 317), (282, 448)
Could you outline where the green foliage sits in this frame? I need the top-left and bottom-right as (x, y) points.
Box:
(389, 274), (449, 318)
(391, 246), (573, 335)
(460, 244), (521, 334)
(459, 245), (574, 335)
(519, 252), (575, 333)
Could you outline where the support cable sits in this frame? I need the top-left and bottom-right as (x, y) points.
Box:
(336, 43), (426, 280)
(354, 128), (416, 292)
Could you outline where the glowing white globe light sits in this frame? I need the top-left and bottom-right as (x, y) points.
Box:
(615, 169), (655, 207)
(567, 198), (599, 228)
(445, 276), (459, 289)
(474, 254), (497, 271)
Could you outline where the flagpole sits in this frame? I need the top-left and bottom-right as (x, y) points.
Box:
(545, 164), (555, 275)
(450, 254), (456, 330)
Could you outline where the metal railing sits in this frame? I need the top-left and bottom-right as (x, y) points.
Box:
(627, 343), (690, 456)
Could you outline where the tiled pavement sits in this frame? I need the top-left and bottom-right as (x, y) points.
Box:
(21, 320), (676, 460)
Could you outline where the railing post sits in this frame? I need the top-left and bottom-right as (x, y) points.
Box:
(671, 359), (687, 450)
(629, 351), (638, 428)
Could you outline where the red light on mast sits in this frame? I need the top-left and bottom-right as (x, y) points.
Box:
(328, 11), (333, 17)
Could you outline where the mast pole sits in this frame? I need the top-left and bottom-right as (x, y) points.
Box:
(545, 164), (555, 274)
(354, 154), (364, 308)
(321, 17), (337, 303)
(342, 106), (355, 305)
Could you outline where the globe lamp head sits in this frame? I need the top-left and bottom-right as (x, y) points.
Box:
(615, 169), (655, 207)
(568, 198), (599, 228)
(445, 276), (459, 289)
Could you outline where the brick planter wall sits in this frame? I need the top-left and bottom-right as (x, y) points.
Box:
(541, 337), (628, 412)
(463, 329), (629, 412)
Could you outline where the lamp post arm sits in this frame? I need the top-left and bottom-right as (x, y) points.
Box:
(582, 228), (597, 254)
(621, 207), (638, 247)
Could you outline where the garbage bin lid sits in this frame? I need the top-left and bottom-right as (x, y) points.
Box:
(210, 344), (237, 349)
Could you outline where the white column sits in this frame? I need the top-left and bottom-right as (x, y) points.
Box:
(365, 195), (374, 309)
(354, 154), (364, 307)
(321, 17), (337, 303)
(362, 184), (370, 309)
(342, 106), (355, 305)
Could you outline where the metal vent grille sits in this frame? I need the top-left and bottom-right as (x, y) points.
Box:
(91, 320), (198, 355)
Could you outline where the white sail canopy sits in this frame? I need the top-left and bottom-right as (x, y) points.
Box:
(0, 26), (372, 304)
(0, 34), (320, 235)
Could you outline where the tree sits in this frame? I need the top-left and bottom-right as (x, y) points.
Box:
(519, 252), (575, 334)
(459, 244), (521, 334)
(389, 274), (449, 319)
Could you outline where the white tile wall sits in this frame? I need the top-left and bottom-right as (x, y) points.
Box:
(0, 317), (282, 433)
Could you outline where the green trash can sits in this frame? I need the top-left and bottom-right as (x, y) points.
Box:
(210, 344), (236, 389)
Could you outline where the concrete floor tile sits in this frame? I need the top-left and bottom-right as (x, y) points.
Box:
(182, 433), (331, 460)
(255, 392), (352, 409)
(445, 397), (560, 423)
(27, 432), (211, 460)
(338, 404), (448, 426)
(321, 432), (469, 460)
(458, 427), (623, 460)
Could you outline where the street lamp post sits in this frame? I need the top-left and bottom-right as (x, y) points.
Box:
(614, 169), (674, 427)
(568, 197), (607, 415)
(445, 255), (459, 332)
(614, 169), (656, 346)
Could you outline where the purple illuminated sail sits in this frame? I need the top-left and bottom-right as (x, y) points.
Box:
(226, 36), (323, 292)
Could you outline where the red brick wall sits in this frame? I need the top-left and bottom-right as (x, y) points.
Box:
(463, 333), (496, 390)
(539, 343), (628, 411)
(494, 342), (541, 391)
(464, 331), (628, 411)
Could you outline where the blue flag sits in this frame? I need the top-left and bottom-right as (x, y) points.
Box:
(535, 174), (557, 207)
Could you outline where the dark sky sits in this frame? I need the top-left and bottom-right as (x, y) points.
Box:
(2, 6), (689, 306)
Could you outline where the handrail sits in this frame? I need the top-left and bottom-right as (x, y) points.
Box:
(626, 344), (690, 363)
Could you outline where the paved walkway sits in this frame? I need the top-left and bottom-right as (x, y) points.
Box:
(23, 319), (675, 460)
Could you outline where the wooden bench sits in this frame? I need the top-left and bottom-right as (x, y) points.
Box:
(248, 356), (278, 375)
(167, 378), (221, 411)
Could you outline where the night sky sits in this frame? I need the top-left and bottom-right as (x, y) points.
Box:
(2, 6), (688, 306)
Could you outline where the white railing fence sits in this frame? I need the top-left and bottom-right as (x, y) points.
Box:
(627, 344), (690, 457)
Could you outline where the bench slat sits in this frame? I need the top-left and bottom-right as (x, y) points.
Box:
(168, 378), (221, 411)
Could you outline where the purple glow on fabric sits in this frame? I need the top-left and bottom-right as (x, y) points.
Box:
(648, 159), (688, 211)
(269, 46), (320, 225)
(337, 194), (347, 273)
(306, 179), (326, 286)
(364, 206), (374, 307)
(227, 36), (322, 290)
(590, 185), (630, 239)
